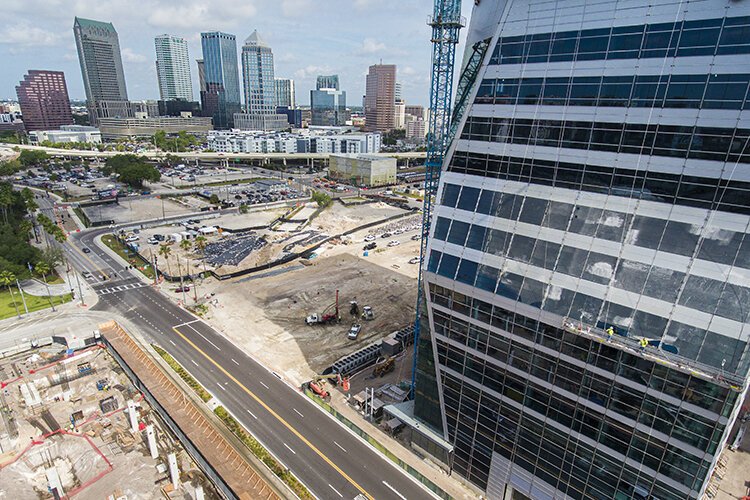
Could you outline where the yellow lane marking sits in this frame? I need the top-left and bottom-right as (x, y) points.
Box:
(171, 326), (374, 500)
(67, 238), (108, 278)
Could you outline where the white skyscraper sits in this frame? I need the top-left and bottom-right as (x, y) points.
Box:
(154, 34), (193, 102)
(274, 78), (295, 108)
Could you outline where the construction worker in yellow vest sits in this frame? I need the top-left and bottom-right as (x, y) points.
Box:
(639, 337), (648, 350)
(606, 327), (614, 342)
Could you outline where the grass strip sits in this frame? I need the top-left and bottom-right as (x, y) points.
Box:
(101, 235), (156, 279)
(213, 406), (313, 500)
(152, 344), (313, 499)
(151, 344), (211, 402)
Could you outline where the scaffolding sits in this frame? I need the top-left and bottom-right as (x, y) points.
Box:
(412, 0), (465, 394)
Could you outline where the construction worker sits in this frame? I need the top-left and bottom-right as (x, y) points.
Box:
(606, 327), (614, 342)
(640, 337), (648, 351)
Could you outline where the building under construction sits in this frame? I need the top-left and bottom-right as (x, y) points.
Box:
(408, 0), (750, 499)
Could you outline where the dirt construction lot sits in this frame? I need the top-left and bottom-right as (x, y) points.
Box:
(205, 253), (418, 383)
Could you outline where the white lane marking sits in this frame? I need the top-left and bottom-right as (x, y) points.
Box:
(185, 324), (221, 351)
(259, 381), (269, 389)
(246, 409), (257, 419)
(231, 358), (239, 366)
(169, 340), (176, 346)
(283, 443), (296, 455)
(216, 383), (226, 391)
(174, 319), (201, 328)
(382, 481), (406, 500)
(191, 359), (198, 367)
(328, 484), (343, 498)
(333, 441), (347, 453)
(293, 408), (304, 418)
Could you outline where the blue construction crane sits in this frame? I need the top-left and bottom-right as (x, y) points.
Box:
(411, 0), (465, 395)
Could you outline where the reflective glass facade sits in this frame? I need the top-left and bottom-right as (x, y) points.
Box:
(415, 1), (750, 499)
(200, 31), (241, 129)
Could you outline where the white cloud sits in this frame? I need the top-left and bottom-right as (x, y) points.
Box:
(147, 0), (257, 29)
(294, 65), (333, 80)
(401, 66), (417, 75)
(122, 47), (147, 63)
(280, 0), (313, 17)
(357, 37), (386, 55)
(0, 24), (64, 47)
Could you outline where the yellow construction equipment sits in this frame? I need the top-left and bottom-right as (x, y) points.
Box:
(373, 357), (395, 377)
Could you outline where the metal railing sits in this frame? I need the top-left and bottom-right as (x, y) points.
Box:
(562, 318), (746, 391)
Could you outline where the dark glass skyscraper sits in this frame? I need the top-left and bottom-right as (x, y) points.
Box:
(200, 31), (241, 129)
(414, 1), (750, 499)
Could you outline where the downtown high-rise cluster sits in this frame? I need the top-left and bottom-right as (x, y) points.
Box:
(10, 17), (423, 135)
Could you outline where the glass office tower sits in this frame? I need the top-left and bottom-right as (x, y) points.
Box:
(414, 1), (750, 499)
(200, 31), (241, 129)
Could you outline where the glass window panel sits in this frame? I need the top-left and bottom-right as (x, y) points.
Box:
(447, 220), (470, 246)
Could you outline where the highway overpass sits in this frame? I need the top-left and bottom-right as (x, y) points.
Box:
(2, 144), (427, 162)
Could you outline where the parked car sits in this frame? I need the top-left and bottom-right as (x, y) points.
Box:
(409, 257), (421, 264)
(364, 234), (376, 242)
(380, 232), (392, 239)
(348, 324), (362, 340)
(388, 240), (401, 247)
(82, 247), (91, 253)
(364, 242), (377, 251)
(175, 286), (191, 293)
(411, 234), (421, 241)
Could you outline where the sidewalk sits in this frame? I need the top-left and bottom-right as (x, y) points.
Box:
(317, 389), (478, 500)
(19, 277), (71, 296)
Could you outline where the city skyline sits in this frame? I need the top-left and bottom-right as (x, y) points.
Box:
(0, 0), (472, 107)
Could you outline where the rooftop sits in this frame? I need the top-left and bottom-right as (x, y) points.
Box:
(244, 30), (269, 48)
(74, 17), (116, 33)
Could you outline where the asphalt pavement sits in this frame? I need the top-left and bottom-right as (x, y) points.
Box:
(63, 223), (435, 500)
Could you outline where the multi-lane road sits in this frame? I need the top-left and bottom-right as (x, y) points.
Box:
(53, 209), (435, 500)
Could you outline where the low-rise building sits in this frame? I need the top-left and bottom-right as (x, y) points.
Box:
(254, 179), (286, 192)
(97, 116), (212, 140)
(206, 129), (379, 154)
(233, 113), (289, 132)
(29, 125), (102, 144)
(329, 154), (396, 187)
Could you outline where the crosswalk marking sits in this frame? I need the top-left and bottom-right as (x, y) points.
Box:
(96, 281), (147, 295)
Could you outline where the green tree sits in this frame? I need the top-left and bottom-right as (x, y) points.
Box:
(158, 244), (172, 276)
(194, 236), (207, 253)
(239, 204), (249, 214)
(18, 150), (49, 167)
(41, 246), (64, 269)
(104, 154), (161, 189)
(180, 239), (192, 252)
(0, 270), (20, 318)
(33, 261), (55, 312)
(0, 159), (23, 176)
(311, 191), (332, 208)
(209, 194), (220, 205)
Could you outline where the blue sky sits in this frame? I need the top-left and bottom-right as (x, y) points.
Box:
(1, 0), (472, 107)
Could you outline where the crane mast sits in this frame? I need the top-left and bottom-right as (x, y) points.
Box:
(411, 0), (465, 394)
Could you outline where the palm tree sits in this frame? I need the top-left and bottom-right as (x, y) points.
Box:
(158, 244), (172, 276)
(194, 236), (207, 253)
(180, 239), (192, 252)
(0, 270), (20, 318)
(34, 261), (55, 312)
